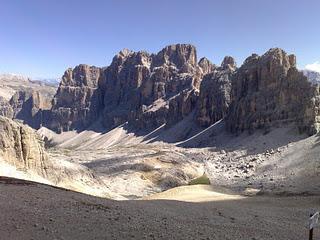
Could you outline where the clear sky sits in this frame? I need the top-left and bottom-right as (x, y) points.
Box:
(0, 0), (320, 78)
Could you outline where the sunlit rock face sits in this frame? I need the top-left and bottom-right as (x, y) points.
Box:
(198, 57), (216, 76)
(8, 90), (52, 129)
(196, 56), (236, 127)
(225, 48), (319, 134)
(49, 64), (104, 132)
(0, 73), (57, 129)
(44, 45), (320, 135)
(99, 44), (210, 130)
(48, 44), (213, 132)
(0, 96), (13, 119)
(0, 116), (48, 176)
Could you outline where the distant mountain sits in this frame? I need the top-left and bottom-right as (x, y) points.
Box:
(0, 73), (58, 128)
(0, 73), (60, 87)
(31, 77), (60, 87)
(0, 73), (29, 82)
(303, 70), (320, 84)
(0, 73), (58, 100)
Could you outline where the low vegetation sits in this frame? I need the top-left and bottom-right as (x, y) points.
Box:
(188, 174), (211, 185)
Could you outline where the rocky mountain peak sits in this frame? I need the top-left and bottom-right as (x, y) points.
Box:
(260, 48), (297, 70)
(243, 53), (260, 66)
(107, 50), (152, 78)
(198, 57), (216, 75)
(221, 56), (236, 70)
(7, 45), (319, 137)
(196, 58), (236, 127)
(288, 54), (296, 67)
(226, 47), (316, 134)
(100, 44), (204, 129)
(118, 48), (133, 57)
(153, 44), (198, 70)
(48, 64), (103, 132)
(60, 64), (101, 88)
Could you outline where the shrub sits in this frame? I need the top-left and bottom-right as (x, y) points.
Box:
(188, 174), (211, 185)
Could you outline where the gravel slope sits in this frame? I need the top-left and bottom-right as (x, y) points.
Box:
(36, 124), (320, 199)
(0, 177), (319, 240)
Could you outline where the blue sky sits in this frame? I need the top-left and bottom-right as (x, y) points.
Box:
(0, 0), (320, 78)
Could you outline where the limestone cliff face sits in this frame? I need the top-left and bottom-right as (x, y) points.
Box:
(8, 90), (51, 129)
(226, 48), (315, 134)
(48, 44), (212, 132)
(100, 50), (152, 127)
(198, 57), (216, 75)
(0, 97), (13, 118)
(153, 44), (198, 69)
(196, 57), (236, 127)
(100, 44), (208, 130)
(0, 73), (57, 127)
(167, 89), (199, 125)
(0, 116), (48, 176)
(0, 89), (52, 129)
(0, 116), (114, 198)
(301, 84), (320, 135)
(50, 64), (103, 132)
(43, 45), (320, 136)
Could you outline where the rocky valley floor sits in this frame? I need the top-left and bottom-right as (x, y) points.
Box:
(2, 119), (320, 239)
(0, 177), (319, 240)
(33, 120), (320, 199)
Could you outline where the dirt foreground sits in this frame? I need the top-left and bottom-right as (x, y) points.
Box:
(1, 177), (319, 240)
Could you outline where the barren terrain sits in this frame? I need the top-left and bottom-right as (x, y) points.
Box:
(34, 119), (320, 199)
(0, 177), (318, 240)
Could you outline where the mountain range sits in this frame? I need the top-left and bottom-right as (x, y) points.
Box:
(1, 44), (320, 137)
